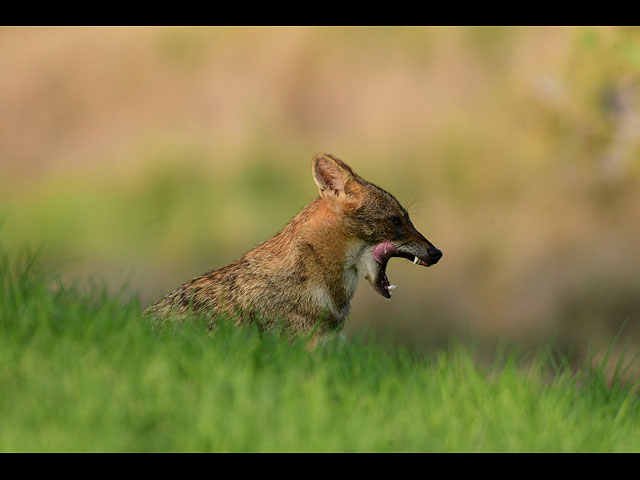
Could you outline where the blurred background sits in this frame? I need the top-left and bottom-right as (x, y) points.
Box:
(1, 26), (640, 359)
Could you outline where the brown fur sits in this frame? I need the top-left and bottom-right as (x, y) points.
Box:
(145, 153), (441, 342)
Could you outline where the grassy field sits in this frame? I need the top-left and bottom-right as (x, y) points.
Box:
(2, 248), (640, 452)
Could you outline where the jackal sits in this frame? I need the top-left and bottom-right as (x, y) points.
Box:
(145, 153), (442, 339)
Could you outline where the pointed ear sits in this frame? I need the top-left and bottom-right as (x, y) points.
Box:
(312, 153), (362, 210)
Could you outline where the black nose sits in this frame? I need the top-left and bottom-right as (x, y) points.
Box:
(428, 247), (443, 263)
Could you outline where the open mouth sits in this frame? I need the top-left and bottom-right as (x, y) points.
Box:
(372, 241), (439, 298)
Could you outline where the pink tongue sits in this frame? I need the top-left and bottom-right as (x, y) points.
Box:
(373, 241), (398, 264)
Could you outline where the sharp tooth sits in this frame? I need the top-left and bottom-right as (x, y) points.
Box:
(413, 256), (419, 264)
(388, 285), (397, 290)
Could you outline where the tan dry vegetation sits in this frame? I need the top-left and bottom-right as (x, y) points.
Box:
(1, 26), (640, 351)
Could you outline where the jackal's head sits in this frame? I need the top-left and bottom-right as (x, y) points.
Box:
(312, 153), (442, 298)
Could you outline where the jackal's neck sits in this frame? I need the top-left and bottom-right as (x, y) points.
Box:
(249, 197), (363, 314)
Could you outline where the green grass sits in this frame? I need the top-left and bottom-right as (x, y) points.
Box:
(1, 248), (640, 452)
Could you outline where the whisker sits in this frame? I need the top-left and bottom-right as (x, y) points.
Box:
(403, 183), (425, 215)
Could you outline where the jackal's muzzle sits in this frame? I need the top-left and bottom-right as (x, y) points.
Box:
(371, 239), (442, 298)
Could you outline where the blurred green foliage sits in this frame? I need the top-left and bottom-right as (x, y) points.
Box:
(0, 26), (639, 352)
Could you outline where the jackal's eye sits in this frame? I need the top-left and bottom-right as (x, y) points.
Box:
(389, 216), (402, 226)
